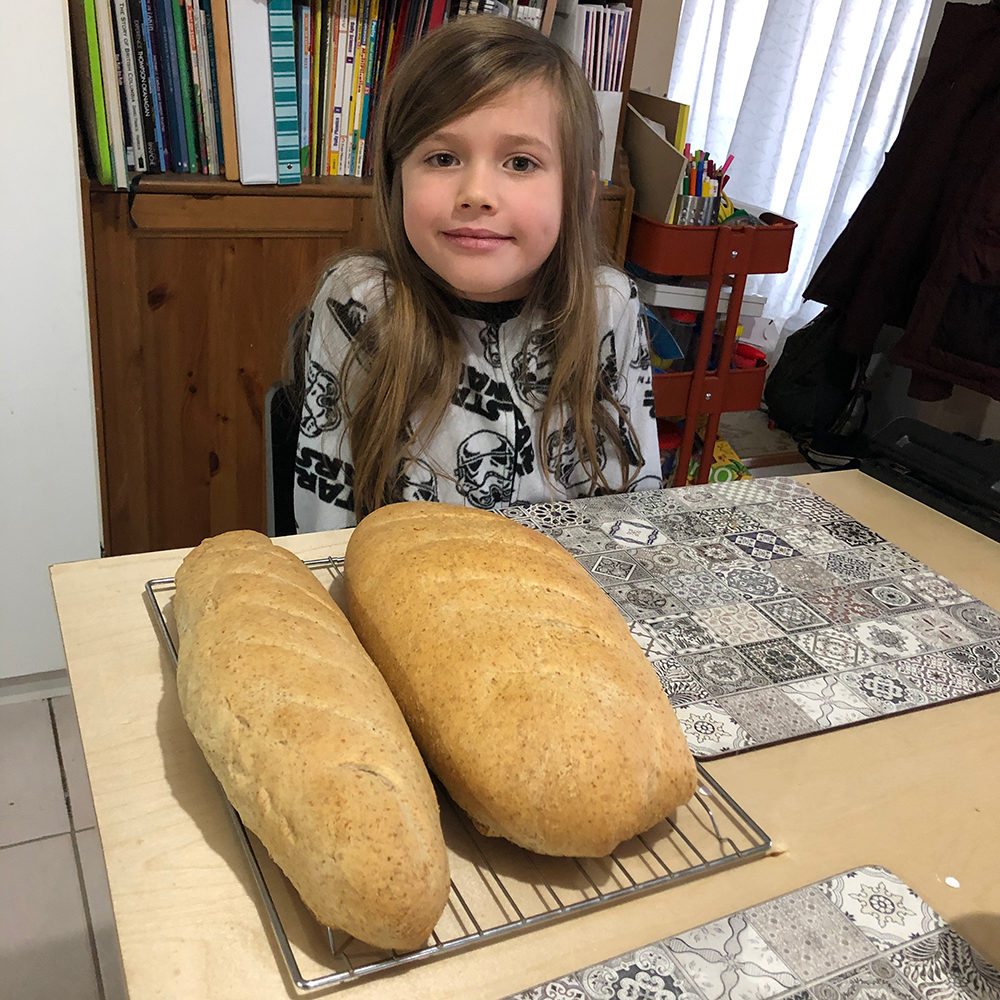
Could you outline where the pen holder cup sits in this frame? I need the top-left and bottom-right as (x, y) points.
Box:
(674, 195), (721, 226)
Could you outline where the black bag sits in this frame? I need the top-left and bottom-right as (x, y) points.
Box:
(763, 307), (870, 468)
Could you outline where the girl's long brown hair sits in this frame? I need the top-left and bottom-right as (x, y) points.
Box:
(303, 17), (641, 520)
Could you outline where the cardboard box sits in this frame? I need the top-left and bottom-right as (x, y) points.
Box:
(623, 91), (689, 223)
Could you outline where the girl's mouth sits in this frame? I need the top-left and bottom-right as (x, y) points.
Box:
(442, 229), (513, 249)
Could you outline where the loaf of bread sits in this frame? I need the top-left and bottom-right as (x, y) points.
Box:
(344, 502), (698, 857)
(173, 530), (450, 951)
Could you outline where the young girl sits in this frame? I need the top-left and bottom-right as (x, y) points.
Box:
(293, 16), (661, 531)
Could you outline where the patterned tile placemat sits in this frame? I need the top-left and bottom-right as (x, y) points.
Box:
(501, 478), (1000, 759)
(503, 864), (1000, 1000)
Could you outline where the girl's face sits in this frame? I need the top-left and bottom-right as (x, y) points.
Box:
(400, 81), (564, 302)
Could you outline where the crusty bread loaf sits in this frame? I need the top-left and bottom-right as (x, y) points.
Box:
(173, 530), (450, 951)
(343, 503), (698, 857)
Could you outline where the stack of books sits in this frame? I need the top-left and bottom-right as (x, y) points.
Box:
(549, 0), (630, 92)
(68, 0), (553, 189)
(549, 1), (632, 180)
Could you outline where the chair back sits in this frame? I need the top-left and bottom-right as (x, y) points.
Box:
(265, 310), (309, 536)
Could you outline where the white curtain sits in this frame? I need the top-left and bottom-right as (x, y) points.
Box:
(668, 0), (933, 334)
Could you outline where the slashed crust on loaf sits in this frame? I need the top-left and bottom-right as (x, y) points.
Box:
(344, 503), (698, 857)
(173, 530), (450, 951)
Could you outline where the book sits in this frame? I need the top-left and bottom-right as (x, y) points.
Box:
(227, 0), (279, 183)
(170, 0), (200, 170)
(141, 0), (173, 170)
(610, 5), (630, 90)
(380, 0), (401, 73)
(354, 0), (379, 177)
(92, 0), (129, 186)
(307, 0), (322, 175)
(425, 0), (445, 30)
(399, 0), (422, 54)
(334, 0), (356, 175)
(150, 0), (183, 171)
(346, 0), (371, 176)
(268, 0), (301, 183)
(310, 0), (326, 174)
(194, 0), (222, 172)
(202, 0), (228, 173)
(128, 0), (164, 171)
(182, 0), (210, 171)
(309, 0), (325, 175)
(327, 0), (346, 175)
(112, 0), (149, 172)
(672, 101), (689, 152)
(192, 1), (213, 170)
(294, 0), (312, 173)
(69, 0), (114, 186)
(207, 0), (241, 177)
(387, 0), (412, 73)
(360, 0), (396, 175)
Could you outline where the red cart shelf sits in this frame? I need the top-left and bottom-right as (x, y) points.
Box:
(652, 364), (769, 419)
(627, 210), (796, 486)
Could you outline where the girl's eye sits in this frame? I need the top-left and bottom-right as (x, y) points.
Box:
(426, 152), (457, 168)
(506, 155), (538, 173)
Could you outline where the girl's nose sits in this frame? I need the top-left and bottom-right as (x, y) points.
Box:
(457, 164), (496, 212)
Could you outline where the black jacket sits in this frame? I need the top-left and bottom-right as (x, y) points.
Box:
(804, 1), (1000, 402)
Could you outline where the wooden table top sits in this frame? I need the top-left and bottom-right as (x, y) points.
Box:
(49, 471), (1000, 999)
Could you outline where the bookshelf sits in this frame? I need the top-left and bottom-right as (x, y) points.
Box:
(74, 2), (642, 555)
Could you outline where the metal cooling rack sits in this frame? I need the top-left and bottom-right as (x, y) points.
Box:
(146, 558), (771, 993)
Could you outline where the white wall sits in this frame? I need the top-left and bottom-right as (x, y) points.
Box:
(0, 4), (102, 682)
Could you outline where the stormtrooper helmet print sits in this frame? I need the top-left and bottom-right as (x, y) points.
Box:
(396, 457), (440, 503)
(511, 330), (555, 405)
(301, 361), (342, 437)
(546, 417), (606, 490)
(454, 430), (516, 508)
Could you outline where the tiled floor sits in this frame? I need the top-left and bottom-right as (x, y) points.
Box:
(0, 693), (127, 1000)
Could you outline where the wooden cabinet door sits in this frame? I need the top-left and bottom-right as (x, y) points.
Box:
(88, 186), (376, 555)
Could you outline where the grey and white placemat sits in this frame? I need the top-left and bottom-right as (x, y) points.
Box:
(502, 864), (1000, 1000)
(502, 477), (1000, 759)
